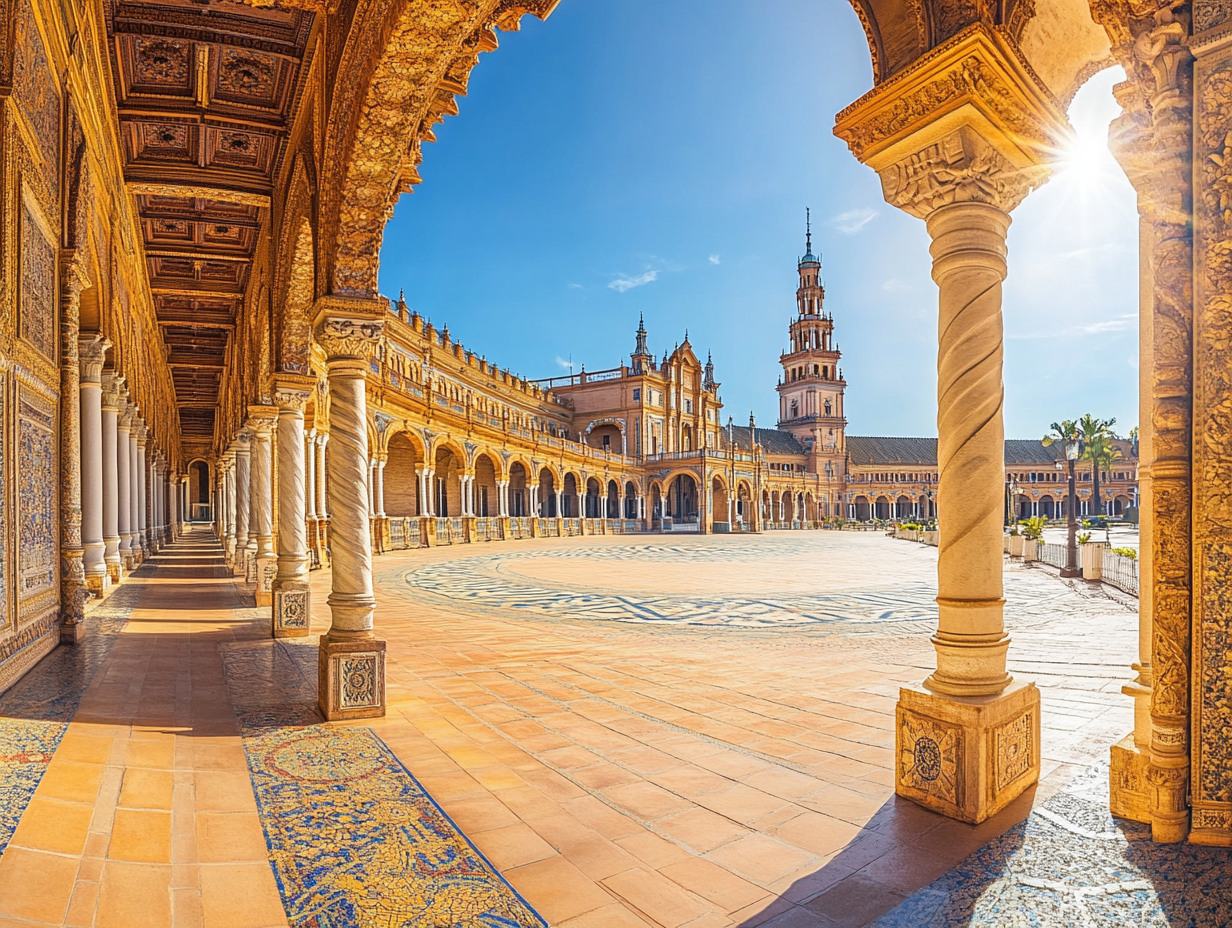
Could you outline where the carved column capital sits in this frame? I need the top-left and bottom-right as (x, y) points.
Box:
(271, 374), (316, 411)
(101, 372), (126, 409)
(79, 335), (110, 383)
(246, 405), (279, 435)
(877, 126), (1049, 219)
(119, 404), (137, 430)
(234, 429), (253, 452)
(312, 296), (387, 361)
(833, 24), (1068, 219)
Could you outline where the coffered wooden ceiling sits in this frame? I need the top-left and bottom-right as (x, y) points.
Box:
(104, 0), (316, 448)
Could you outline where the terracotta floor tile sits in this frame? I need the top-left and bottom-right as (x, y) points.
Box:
(119, 768), (176, 810)
(659, 856), (770, 911)
(469, 822), (558, 870)
(96, 862), (172, 928)
(614, 830), (694, 869)
(192, 771), (259, 814)
(706, 832), (816, 885)
(0, 847), (79, 923)
(657, 807), (751, 853)
(555, 902), (657, 927)
(10, 797), (94, 856)
(109, 808), (173, 862)
(124, 739), (177, 770)
(502, 857), (615, 924)
(600, 867), (712, 928)
(36, 761), (106, 804)
(605, 781), (695, 821)
(199, 863), (288, 928)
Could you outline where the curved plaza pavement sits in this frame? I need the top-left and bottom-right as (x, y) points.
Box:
(4, 530), (1230, 927)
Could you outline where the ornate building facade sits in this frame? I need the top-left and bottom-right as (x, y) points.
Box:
(0, 0), (1222, 841)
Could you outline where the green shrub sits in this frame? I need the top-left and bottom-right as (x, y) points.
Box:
(1021, 516), (1047, 541)
(1109, 546), (1137, 560)
(1078, 531), (1091, 544)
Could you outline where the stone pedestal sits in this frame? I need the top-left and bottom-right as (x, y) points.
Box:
(273, 583), (311, 638)
(61, 621), (86, 644)
(1110, 733), (1152, 823)
(896, 681), (1040, 824)
(319, 635), (386, 720)
(255, 555), (276, 607)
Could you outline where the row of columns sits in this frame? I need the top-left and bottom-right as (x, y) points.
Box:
(67, 330), (179, 641)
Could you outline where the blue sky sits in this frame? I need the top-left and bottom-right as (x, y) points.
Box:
(378, 0), (1139, 440)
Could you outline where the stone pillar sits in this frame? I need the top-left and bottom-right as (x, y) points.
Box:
(234, 434), (252, 575)
(272, 378), (314, 637)
(168, 468), (179, 541)
(80, 336), (110, 598)
(59, 259), (90, 641)
(248, 409), (278, 605)
(224, 454), (237, 559)
(314, 299), (386, 721)
(834, 31), (1066, 824)
(101, 376), (124, 581)
(368, 458), (377, 512)
(134, 421), (148, 557)
(316, 433), (330, 519)
(117, 400), (134, 569)
(306, 429), (318, 520)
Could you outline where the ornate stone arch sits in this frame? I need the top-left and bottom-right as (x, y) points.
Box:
(320, 0), (558, 297)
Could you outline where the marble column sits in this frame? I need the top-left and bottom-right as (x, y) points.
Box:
(367, 458), (376, 512)
(167, 469), (178, 541)
(248, 410), (277, 603)
(272, 378), (314, 637)
(80, 336), (110, 598)
(116, 399), (134, 569)
(224, 453), (237, 560)
(316, 433), (330, 519)
(234, 434), (252, 576)
(101, 374), (124, 583)
(377, 459), (387, 518)
(59, 261), (90, 640)
(836, 54), (1064, 822)
(314, 299), (386, 720)
(134, 420), (147, 558)
(306, 429), (318, 521)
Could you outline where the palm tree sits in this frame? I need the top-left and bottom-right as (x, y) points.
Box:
(1042, 419), (1080, 450)
(1078, 414), (1118, 515)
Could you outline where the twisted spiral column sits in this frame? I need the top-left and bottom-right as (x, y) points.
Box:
(925, 201), (1012, 697)
(249, 418), (275, 560)
(276, 406), (308, 583)
(324, 359), (375, 637)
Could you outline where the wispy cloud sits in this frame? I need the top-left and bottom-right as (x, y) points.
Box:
(882, 277), (910, 292)
(1009, 313), (1137, 340)
(709, 254), (721, 265)
(555, 356), (573, 370)
(567, 282), (584, 290)
(1127, 354), (1139, 369)
(609, 270), (658, 293)
(829, 208), (878, 235)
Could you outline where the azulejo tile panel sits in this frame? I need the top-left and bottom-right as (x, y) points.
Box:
(873, 763), (1232, 928)
(17, 385), (56, 624)
(220, 643), (546, 928)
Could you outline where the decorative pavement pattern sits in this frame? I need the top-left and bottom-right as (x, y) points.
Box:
(0, 585), (133, 856)
(874, 762), (1232, 927)
(219, 638), (547, 928)
(400, 540), (1078, 635)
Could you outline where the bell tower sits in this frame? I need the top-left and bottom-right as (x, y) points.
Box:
(776, 211), (847, 462)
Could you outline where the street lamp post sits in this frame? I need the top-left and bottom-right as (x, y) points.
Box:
(1062, 438), (1082, 578)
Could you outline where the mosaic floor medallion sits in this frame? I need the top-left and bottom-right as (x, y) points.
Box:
(221, 643), (546, 928)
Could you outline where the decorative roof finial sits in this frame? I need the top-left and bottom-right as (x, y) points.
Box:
(806, 207), (812, 254)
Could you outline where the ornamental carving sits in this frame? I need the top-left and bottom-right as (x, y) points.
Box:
(899, 712), (961, 804)
(133, 37), (191, 84)
(338, 653), (380, 708)
(994, 710), (1033, 791)
(315, 317), (385, 361)
(217, 48), (276, 98)
(20, 202), (57, 361)
(18, 388), (56, 625)
(13, 0), (60, 199)
(879, 126), (1046, 218)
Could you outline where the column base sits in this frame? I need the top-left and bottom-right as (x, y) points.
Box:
(318, 635), (386, 721)
(244, 551), (258, 584)
(255, 555), (276, 607)
(272, 583), (311, 638)
(895, 679), (1040, 824)
(60, 621), (86, 644)
(106, 561), (123, 584)
(86, 571), (111, 598)
(1109, 734), (1151, 823)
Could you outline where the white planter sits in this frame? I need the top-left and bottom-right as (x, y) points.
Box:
(1009, 534), (1025, 557)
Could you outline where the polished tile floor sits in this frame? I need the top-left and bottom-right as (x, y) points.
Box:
(0, 529), (1159, 926)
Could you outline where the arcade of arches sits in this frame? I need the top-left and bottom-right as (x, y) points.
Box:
(0, 0), (1229, 870)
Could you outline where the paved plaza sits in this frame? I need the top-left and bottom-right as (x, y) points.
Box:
(3, 528), (1227, 927)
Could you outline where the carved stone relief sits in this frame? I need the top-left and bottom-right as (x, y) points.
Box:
(20, 201), (57, 361)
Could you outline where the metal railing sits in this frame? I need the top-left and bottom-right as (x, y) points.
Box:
(1102, 551), (1139, 596)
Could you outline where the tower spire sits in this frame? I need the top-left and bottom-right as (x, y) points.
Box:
(806, 207), (811, 254)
